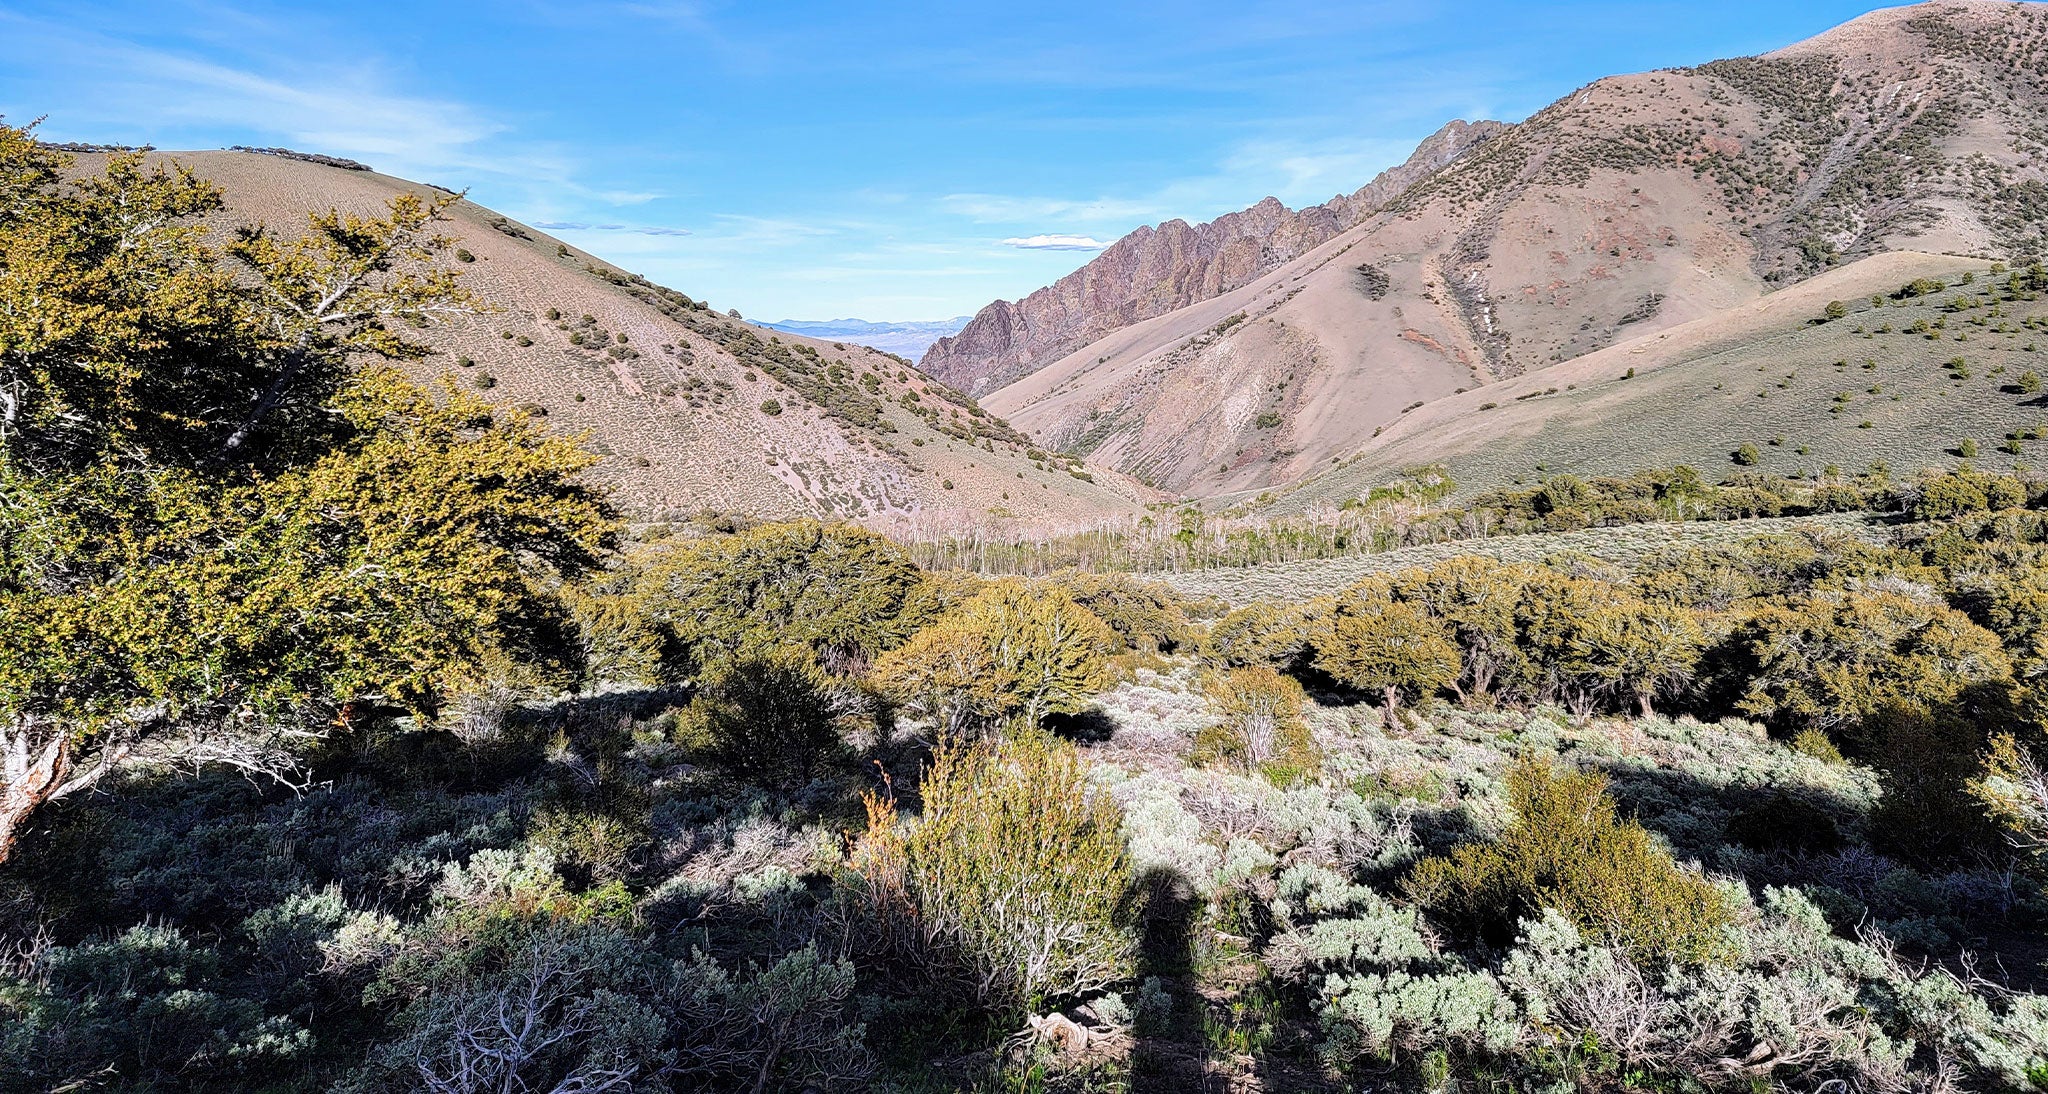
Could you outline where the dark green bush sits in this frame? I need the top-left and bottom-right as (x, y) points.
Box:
(681, 647), (850, 790)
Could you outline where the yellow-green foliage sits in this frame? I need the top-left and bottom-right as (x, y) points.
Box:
(852, 732), (1133, 1015)
(1557, 589), (1706, 717)
(240, 371), (616, 709)
(1309, 582), (1462, 717)
(1913, 466), (2028, 520)
(1387, 558), (1534, 701)
(0, 124), (615, 858)
(1045, 569), (1190, 653)
(1733, 585), (2012, 734)
(1195, 667), (1319, 784)
(1407, 758), (1732, 964)
(872, 579), (1116, 736)
(1977, 731), (2048, 857)
(627, 521), (939, 675)
(1202, 601), (1308, 669)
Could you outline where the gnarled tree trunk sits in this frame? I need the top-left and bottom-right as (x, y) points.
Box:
(0, 718), (129, 864)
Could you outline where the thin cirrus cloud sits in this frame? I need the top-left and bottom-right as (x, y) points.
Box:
(535, 221), (692, 237)
(1001, 234), (1110, 251)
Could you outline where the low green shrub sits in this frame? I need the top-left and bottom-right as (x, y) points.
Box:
(1406, 758), (1732, 964)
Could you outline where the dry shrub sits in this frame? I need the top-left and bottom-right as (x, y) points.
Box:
(1195, 667), (1321, 785)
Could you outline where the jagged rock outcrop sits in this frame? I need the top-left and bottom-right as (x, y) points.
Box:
(920, 120), (1506, 394)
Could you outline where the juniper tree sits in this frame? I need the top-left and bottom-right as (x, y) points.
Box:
(0, 124), (615, 860)
(1309, 583), (1461, 727)
(873, 580), (1116, 738)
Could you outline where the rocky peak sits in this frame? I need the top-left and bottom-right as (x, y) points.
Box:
(919, 119), (1505, 395)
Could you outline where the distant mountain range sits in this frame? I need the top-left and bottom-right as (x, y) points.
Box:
(762, 317), (972, 360)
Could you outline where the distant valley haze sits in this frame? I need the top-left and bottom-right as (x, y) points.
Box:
(760, 317), (973, 360)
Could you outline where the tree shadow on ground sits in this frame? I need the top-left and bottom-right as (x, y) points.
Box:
(1590, 755), (2048, 993)
(1045, 708), (1119, 744)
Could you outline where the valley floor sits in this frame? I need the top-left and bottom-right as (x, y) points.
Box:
(1150, 511), (1890, 603)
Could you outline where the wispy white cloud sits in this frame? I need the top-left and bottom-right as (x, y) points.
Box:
(0, 7), (676, 214)
(0, 14), (498, 176)
(942, 192), (1162, 224)
(535, 220), (692, 237)
(1001, 234), (1109, 251)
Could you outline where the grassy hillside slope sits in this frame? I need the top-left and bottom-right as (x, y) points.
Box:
(1260, 252), (2048, 511)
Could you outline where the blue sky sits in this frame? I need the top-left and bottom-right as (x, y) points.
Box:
(1, 0), (1903, 321)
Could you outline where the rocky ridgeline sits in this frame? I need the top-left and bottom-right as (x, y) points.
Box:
(919, 119), (1506, 395)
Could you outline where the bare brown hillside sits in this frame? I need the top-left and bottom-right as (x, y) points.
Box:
(77, 149), (1147, 529)
(919, 119), (1506, 396)
(982, 0), (2048, 497)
